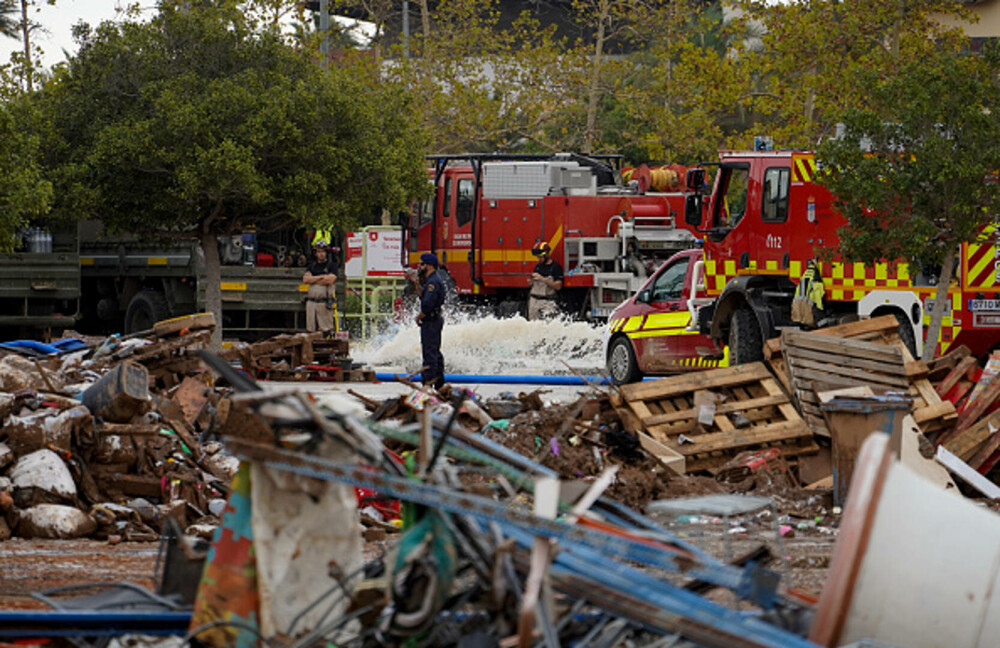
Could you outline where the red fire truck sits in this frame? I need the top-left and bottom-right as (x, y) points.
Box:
(399, 154), (699, 319)
(605, 148), (1000, 382)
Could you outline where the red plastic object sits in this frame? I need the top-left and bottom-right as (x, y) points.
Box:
(256, 252), (274, 267)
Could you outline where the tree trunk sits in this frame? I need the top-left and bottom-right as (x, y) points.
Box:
(201, 229), (223, 352)
(20, 0), (31, 92)
(922, 247), (956, 362)
(418, 0), (430, 40)
(583, 4), (608, 155)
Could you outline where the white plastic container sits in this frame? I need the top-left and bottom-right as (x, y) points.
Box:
(810, 434), (1000, 648)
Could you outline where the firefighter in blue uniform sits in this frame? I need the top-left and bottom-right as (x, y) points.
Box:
(416, 253), (446, 389)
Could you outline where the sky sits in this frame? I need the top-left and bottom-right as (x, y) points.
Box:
(0, 1), (373, 71)
(0, 1), (146, 69)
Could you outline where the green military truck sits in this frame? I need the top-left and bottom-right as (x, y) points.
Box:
(1, 221), (323, 339)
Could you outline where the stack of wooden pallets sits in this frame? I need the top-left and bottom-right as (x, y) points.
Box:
(766, 316), (957, 438)
(223, 332), (362, 381)
(616, 363), (817, 474)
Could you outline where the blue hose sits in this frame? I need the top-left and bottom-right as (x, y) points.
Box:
(374, 372), (610, 386)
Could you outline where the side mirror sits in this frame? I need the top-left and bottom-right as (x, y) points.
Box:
(684, 194), (702, 227)
(686, 167), (706, 191)
(637, 289), (651, 304)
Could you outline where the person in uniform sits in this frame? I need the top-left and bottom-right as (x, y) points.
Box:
(416, 252), (446, 389)
(527, 241), (563, 320)
(303, 240), (337, 333)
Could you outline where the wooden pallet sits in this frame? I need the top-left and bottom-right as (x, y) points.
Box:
(764, 315), (904, 393)
(618, 363), (817, 474)
(779, 327), (956, 437)
(226, 332), (353, 376)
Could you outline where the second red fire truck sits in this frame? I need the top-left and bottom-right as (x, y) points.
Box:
(605, 148), (1000, 384)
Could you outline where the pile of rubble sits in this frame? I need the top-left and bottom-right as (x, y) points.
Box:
(0, 315), (238, 542)
(5, 312), (1000, 647)
(0, 315), (391, 544)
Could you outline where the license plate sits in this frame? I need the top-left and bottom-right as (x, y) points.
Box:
(974, 312), (1000, 328)
(969, 299), (1000, 311)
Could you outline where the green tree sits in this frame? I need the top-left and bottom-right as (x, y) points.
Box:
(607, 0), (754, 163)
(816, 48), (1000, 360)
(739, 0), (974, 147)
(0, 96), (52, 250)
(36, 3), (428, 348)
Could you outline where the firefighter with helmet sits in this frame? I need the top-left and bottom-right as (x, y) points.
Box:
(527, 241), (563, 320)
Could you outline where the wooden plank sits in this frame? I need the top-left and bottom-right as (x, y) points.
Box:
(791, 366), (905, 390)
(783, 330), (905, 364)
(646, 419), (698, 439)
(968, 431), (1000, 470)
(911, 400), (957, 426)
(767, 354), (792, 393)
(759, 376), (802, 423)
(783, 354), (910, 388)
(641, 394), (789, 427)
(763, 337), (782, 360)
(944, 410), (1000, 460)
(936, 355), (978, 397)
(670, 420), (811, 456)
(620, 363), (772, 402)
(636, 432), (686, 475)
(783, 344), (907, 376)
(904, 361), (930, 380)
(810, 314), (899, 339)
(947, 372), (1000, 441)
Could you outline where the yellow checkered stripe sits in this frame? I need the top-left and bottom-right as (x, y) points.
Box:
(704, 259), (737, 295)
(921, 290), (963, 354)
(822, 262), (912, 301)
(704, 258), (787, 295)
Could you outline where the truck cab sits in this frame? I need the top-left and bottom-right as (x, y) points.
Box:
(684, 149), (1000, 361)
(604, 248), (726, 384)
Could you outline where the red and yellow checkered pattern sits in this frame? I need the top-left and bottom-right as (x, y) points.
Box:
(921, 289), (963, 354)
(823, 262), (912, 301)
(704, 259), (737, 295)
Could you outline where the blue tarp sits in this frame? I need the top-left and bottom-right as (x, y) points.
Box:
(0, 338), (88, 357)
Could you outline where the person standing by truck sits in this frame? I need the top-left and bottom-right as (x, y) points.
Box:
(527, 241), (563, 320)
(303, 241), (337, 333)
(416, 252), (446, 389)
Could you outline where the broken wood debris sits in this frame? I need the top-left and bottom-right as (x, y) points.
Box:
(616, 363), (816, 474)
(219, 331), (372, 382)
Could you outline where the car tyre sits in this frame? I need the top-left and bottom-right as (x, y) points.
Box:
(892, 310), (918, 359)
(608, 336), (642, 385)
(729, 307), (764, 365)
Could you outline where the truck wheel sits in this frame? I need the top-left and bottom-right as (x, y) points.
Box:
(892, 310), (918, 358)
(729, 308), (763, 365)
(125, 290), (170, 334)
(608, 336), (642, 385)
